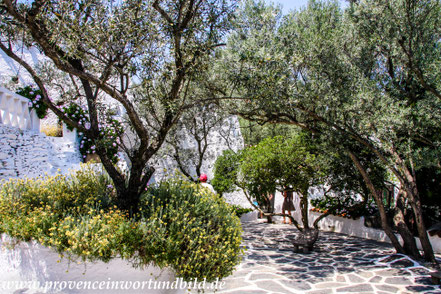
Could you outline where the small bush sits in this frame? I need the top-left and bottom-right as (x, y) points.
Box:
(0, 166), (243, 282)
(139, 179), (244, 281)
(60, 103), (123, 163)
(229, 204), (253, 217)
(311, 196), (376, 219)
(212, 150), (243, 196)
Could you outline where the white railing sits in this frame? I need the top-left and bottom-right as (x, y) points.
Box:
(0, 86), (39, 132)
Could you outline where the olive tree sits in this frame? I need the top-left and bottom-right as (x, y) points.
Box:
(159, 102), (238, 182)
(0, 0), (235, 213)
(213, 136), (326, 231)
(218, 0), (440, 263)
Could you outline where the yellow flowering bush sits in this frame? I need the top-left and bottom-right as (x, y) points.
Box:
(139, 179), (244, 282)
(0, 166), (243, 282)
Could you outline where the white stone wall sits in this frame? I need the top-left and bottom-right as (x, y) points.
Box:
(0, 45), (60, 129)
(0, 125), (81, 181)
(0, 234), (184, 294)
(0, 46), (40, 88)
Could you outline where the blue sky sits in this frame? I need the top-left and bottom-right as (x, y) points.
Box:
(264, 0), (348, 14)
(265, 0), (309, 13)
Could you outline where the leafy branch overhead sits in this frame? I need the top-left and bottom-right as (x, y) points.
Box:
(0, 0), (237, 213)
(218, 0), (441, 264)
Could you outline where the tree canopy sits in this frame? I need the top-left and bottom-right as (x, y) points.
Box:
(213, 135), (327, 230)
(0, 0), (236, 213)
(217, 0), (441, 263)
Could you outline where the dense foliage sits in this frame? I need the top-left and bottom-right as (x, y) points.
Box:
(213, 135), (326, 230)
(212, 149), (243, 196)
(311, 195), (376, 220)
(0, 165), (243, 282)
(239, 118), (299, 146)
(218, 0), (440, 263)
(229, 204), (253, 217)
(61, 103), (123, 163)
(0, 0), (237, 213)
(240, 118), (388, 222)
(240, 136), (324, 198)
(141, 179), (243, 280)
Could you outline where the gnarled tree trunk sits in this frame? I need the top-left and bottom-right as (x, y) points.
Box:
(394, 190), (421, 259)
(348, 151), (405, 254)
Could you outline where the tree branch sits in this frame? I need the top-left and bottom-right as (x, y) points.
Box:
(0, 42), (88, 134)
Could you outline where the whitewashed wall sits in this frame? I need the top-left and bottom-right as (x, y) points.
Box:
(0, 235), (184, 294)
(0, 46), (40, 87)
(0, 124), (81, 180)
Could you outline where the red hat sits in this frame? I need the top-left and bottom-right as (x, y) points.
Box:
(200, 174), (208, 182)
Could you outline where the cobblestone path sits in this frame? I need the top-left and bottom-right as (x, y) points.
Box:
(210, 222), (441, 294)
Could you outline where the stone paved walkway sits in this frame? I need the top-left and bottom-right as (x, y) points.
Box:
(207, 222), (441, 294)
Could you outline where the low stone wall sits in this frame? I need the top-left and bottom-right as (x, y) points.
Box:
(309, 211), (441, 254)
(0, 125), (81, 181)
(0, 235), (185, 294)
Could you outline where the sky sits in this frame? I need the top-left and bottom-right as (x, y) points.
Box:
(264, 0), (348, 14)
(265, 0), (309, 13)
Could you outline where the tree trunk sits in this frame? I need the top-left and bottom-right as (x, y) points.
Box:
(348, 151), (405, 254)
(392, 151), (437, 265)
(394, 190), (421, 258)
(115, 165), (155, 216)
(300, 193), (310, 230)
(265, 195), (273, 223)
(115, 185), (141, 215)
(405, 184), (437, 264)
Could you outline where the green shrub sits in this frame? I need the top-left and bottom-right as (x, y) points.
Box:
(311, 195), (376, 219)
(229, 204), (253, 217)
(139, 179), (244, 281)
(212, 150), (243, 196)
(0, 166), (243, 282)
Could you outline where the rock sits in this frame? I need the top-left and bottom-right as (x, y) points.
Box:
(369, 276), (382, 283)
(384, 277), (411, 285)
(255, 280), (294, 293)
(375, 284), (399, 292)
(249, 273), (284, 281)
(0, 169), (16, 176)
(406, 285), (435, 292)
(0, 124), (81, 181)
(379, 254), (405, 263)
(279, 280), (312, 291)
(347, 274), (365, 283)
(315, 282), (346, 289)
(390, 259), (415, 268)
(4, 134), (17, 140)
(336, 284), (374, 292)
